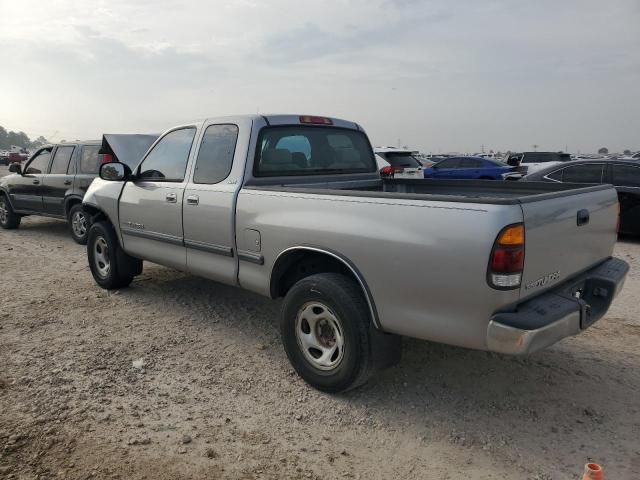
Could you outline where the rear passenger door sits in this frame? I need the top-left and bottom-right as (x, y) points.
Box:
(42, 145), (75, 216)
(119, 127), (197, 270)
(183, 118), (250, 285)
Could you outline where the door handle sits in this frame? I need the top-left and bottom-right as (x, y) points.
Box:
(186, 195), (199, 206)
(32, 179), (40, 185)
(577, 209), (590, 226)
(64, 180), (72, 186)
(165, 193), (177, 203)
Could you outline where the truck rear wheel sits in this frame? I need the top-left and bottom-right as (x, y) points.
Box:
(280, 273), (376, 393)
(87, 221), (138, 289)
(0, 194), (21, 229)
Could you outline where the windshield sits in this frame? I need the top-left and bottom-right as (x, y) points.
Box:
(382, 153), (422, 168)
(254, 126), (376, 177)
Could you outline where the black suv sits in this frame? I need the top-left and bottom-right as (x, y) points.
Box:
(0, 141), (104, 244)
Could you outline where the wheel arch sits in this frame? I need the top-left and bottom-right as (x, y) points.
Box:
(270, 246), (382, 329)
(0, 187), (15, 209)
(64, 195), (84, 217)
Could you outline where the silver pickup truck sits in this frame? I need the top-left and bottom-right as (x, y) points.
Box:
(82, 114), (629, 392)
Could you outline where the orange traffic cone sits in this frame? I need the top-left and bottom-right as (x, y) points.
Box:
(582, 463), (604, 480)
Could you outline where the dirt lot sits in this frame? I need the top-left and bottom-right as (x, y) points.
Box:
(1, 169), (639, 479)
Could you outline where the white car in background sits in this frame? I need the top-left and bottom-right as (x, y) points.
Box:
(375, 147), (429, 179)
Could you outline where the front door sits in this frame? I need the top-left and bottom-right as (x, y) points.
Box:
(42, 145), (75, 216)
(118, 127), (197, 270)
(183, 121), (246, 285)
(10, 147), (52, 212)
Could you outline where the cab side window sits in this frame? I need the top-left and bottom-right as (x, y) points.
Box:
(25, 149), (52, 174)
(139, 128), (196, 181)
(193, 125), (238, 184)
(50, 146), (75, 174)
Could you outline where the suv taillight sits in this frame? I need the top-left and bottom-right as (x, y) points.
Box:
(488, 223), (525, 289)
(380, 166), (394, 177)
(101, 153), (113, 164)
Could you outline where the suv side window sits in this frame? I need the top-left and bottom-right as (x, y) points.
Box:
(50, 146), (75, 174)
(25, 149), (52, 174)
(79, 145), (102, 174)
(612, 164), (640, 187)
(139, 128), (196, 181)
(562, 164), (603, 183)
(193, 124), (239, 184)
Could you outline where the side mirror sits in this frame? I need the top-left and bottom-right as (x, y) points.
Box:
(8, 163), (22, 175)
(100, 162), (132, 181)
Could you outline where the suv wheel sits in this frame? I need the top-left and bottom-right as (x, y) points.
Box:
(0, 195), (21, 229)
(68, 204), (89, 244)
(280, 273), (375, 393)
(87, 221), (134, 289)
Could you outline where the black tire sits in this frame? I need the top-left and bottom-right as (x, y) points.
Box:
(87, 221), (135, 289)
(0, 194), (21, 229)
(280, 273), (375, 393)
(67, 204), (89, 245)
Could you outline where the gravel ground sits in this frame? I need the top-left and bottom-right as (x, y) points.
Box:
(1, 166), (639, 479)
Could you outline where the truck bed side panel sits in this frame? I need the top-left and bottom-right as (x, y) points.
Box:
(235, 189), (523, 350)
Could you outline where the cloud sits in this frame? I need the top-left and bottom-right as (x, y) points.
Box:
(0, 0), (638, 151)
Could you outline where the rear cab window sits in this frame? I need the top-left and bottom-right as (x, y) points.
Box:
(254, 126), (376, 177)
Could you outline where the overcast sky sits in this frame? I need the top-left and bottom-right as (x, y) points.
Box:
(1, 0), (638, 153)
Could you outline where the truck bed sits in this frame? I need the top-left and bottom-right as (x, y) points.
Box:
(245, 177), (612, 204)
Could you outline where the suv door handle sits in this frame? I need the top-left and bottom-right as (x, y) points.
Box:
(186, 195), (199, 206)
(165, 193), (177, 203)
(32, 179), (40, 185)
(64, 180), (72, 185)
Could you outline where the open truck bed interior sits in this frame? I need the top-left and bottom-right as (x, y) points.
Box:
(245, 177), (612, 205)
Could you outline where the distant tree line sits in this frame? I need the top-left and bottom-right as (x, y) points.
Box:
(0, 125), (48, 150)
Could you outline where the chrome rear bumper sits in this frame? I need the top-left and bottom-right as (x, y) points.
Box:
(486, 257), (628, 355)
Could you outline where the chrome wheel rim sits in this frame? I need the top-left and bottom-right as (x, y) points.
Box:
(71, 211), (87, 238)
(0, 198), (7, 224)
(93, 236), (111, 279)
(295, 302), (345, 371)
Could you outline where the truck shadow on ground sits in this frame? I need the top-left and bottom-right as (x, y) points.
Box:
(124, 267), (637, 463)
(16, 218), (69, 239)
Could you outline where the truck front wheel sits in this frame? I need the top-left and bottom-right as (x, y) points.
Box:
(87, 221), (138, 289)
(280, 273), (376, 393)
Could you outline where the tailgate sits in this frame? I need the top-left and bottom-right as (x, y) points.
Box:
(519, 186), (618, 300)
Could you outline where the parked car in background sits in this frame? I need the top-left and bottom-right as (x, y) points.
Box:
(0, 151), (28, 165)
(523, 159), (640, 236)
(619, 152), (640, 161)
(82, 113), (627, 392)
(506, 151), (572, 174)
(0, 134), (157, 243)
(423, 156), (524, 180)
(375, 147), (427, 178)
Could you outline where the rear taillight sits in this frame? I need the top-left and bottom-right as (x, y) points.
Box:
(488, 223), (525, 289)
(380, 166), (394, 177)
(101, 153), (113, 164)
